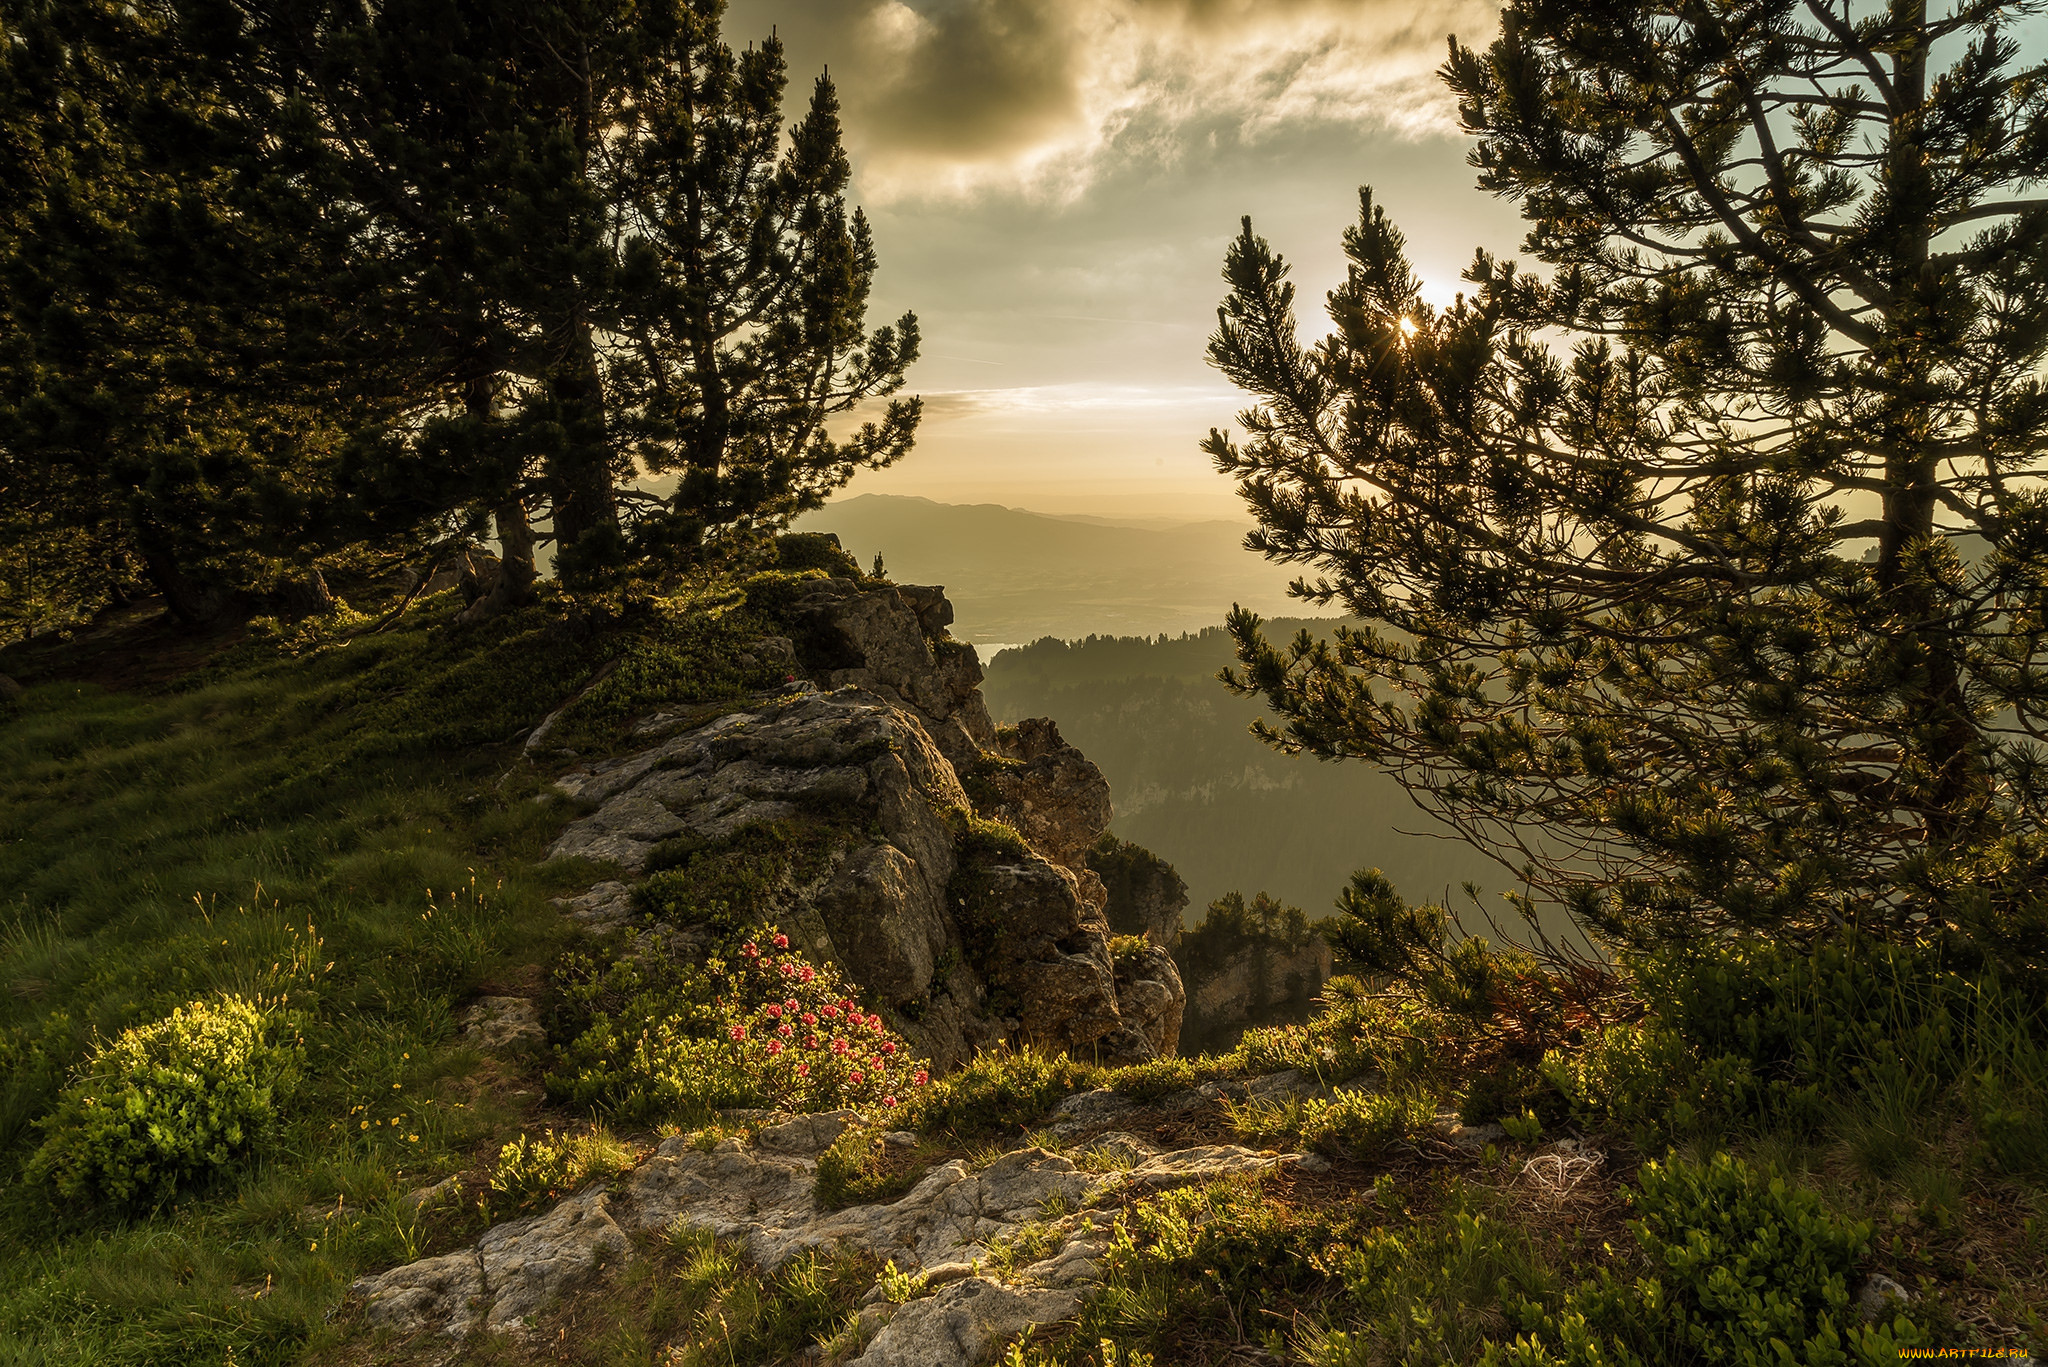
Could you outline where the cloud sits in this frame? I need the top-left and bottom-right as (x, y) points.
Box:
(734, 0), (1501, 203)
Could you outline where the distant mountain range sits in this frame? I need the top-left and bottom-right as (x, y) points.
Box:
(793, 495), (1304, 645)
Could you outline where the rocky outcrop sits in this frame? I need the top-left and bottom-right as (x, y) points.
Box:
(349, 1108), (1303, 1352)
(1088, 834), (1188, 949)
(544, 578), (1184, 1071)
(790, 578), (997, 769)
(976, 719), (1113, 875)
(1109, 943), (1184, 1060)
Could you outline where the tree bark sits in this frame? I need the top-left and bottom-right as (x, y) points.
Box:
(545, 312), (620, 575)
(135, 529), (223, 628)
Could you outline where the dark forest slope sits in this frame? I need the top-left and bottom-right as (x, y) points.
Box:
(981, 625), (1497, 925)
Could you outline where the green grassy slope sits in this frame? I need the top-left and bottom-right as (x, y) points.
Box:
(0, 603), (612, 1364)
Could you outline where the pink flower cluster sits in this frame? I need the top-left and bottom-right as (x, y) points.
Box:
(709, 924), (932, 1111)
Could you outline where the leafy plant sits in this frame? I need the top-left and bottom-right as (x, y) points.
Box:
(25, 994), (303, 1210)
(487, 1125), (633, 1210)
(547, 925), (929, 1122)
(1488, 1154), (1925, 1366)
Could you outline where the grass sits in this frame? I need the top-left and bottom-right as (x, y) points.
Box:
(2, 574), (2046, 1366)
(0, 595), (652, 1364)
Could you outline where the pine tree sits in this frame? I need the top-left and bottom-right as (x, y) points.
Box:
(0, 0), (371, 626)
(610, 9), (920, 562)
(1207, 0), (2048, 970)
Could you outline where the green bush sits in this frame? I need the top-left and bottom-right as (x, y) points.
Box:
(25, 994), (303, 1210)
(898, 1046), (1094, 1139)
(546, 926), (929, 1123)
(1228, 1085), (1438, 1160)
(637, 820), (843, 931)
(488, 1125), (633, 1210)
(1488, 1153), (1924, 1367)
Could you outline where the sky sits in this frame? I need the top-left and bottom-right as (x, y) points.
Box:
(725, 0), (1528, 522)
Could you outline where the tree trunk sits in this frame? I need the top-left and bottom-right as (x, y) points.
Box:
(545, 313), (620, 577)
(136, 530), (223, 628)
(456, 372), (541, 622)
(459, 498), (538, 623)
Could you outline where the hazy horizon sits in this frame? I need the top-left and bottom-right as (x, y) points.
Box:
(726, 0), (1528, 523)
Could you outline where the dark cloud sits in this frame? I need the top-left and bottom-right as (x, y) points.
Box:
(730, 0), (1498, 199)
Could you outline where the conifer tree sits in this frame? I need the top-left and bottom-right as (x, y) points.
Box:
(0, 0), (370, 626)
(610, 10), (920, 561)
(1208, 0), (2048, 970)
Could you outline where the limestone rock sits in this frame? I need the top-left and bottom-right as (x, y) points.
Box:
(967, 861), (1122, 1052)
(1433, 1115), (1506, 1151)
(979, 719), (1112, 874)
(460, 997), (544, 1050)
(353, 1250), (484, 1337)
(551, 880), (635, 929)
(1127, 1145), (1292, 1190)
(791, 578), (996, 767)
(1240, 1070), (1331, 1104)
(476, 1188), (633, 1331)
(1088, 836), (1188, 949)
(623, 1137), (819, 1258)
(756, 1110), (863, 1158)
(1046, 1088), (1141, 1137)
(1856, 1273), (1911, 1322)
(849, 1278), (1081, 1367)
(544, 583), (1180, 1072)
(400, 1176), (462, 1213)
(349, 1116), (1309, 1347)
(1111, 943), (1184, 1059)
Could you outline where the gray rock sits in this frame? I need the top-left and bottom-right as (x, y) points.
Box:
(969, 861), (1122, 1052)
(980, 719), (1113, 874)
(400, 1176), (462, 1213)
(1127, 1145), (1290, 1190)
(459, 997), (544, 1050)
(784, 1148), (1095, 1272)
(1081, 1132), (1159, 1166)
(1433, 1115), (1506, 1151)
(882, 1131), (920, 1149)
(756, 1110), (863, 1158)
(793, 579), (996, 768)
(848, 1277), (1080, 1367)
(1111, 944), (1184, 1060)
(1856, 1273), (1911, 1322)
(0, 673), (22, 702)
(541, 583), (1181, 1073)
(1241, 1070), (1330, 1103)
(1047, 1088), (1139, 1137)
(476, 1188), (633, 1331)
(352, 1250), (484, 1337)
(551, 880), (636, 929)
(350, 1115), (1310, 1345)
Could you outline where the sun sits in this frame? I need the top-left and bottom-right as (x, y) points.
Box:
(1397, 316), (1418, 338)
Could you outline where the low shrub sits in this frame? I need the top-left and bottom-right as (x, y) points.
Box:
(1227, 1085), (1438, 1160)
(660, 1224), (879, 1367)
(814, 1125), (925, 1211)
(1230, 975), (1474, 1090)
(488, 1125), (633, 1210)
(637, 820), (841, 931)
(546, 926), (929, 1123)
(898, 1046), (1094, 1139)
(25, 994), (303, 1210)
(1488, 1153), (1925, 1366)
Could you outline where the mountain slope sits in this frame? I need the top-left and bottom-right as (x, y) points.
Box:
(981, 625), (1499, 924)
